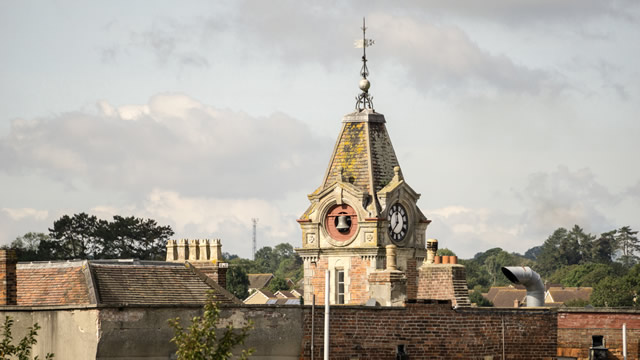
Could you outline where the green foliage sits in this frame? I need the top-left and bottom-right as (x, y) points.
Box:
(548, 263), (624, 287)
(40, 213), (173, 261)
(616, 226), (639, 267)
(469, 290), (492, 307)
(0, 316), (53, 360)
(2, 233), (52, 262)
(591, 264), (640, 307)
(226, 265), (250, 300)
(267, 277), (289, 293)
(168, 292), (254, 360)
(458, 259), (491, 292)
(437, 248), (456, 256)
(468, 248), (531, 287)
(232, 243), (303, 286)
(563, 298), (590, 307)
(523, 246), (542, 261)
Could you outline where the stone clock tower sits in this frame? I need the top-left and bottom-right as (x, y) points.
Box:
(296, 20), (431, 305)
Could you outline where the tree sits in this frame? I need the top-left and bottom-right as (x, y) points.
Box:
(615, 226), (639, 267)
(49, 213), (100, 259)
(523, 246), (542, 261)
(3, 233), (53, 261)
(591, 264), (640, 307)
(537, 227), (584, 276)
(468, 290), (492, 307)
(0, 316), (53, 360)
(267, 277), (289, 293)
(46, 213), (173, 261)
(253, 247), (277, 274)
(591, 230), (616, 264)
(168, 292), (254, 359)
(548, 263), (623, 288)
(437, 248), (456, 257)
(226, 265), (250, 300)
(459, 260), (491, 293)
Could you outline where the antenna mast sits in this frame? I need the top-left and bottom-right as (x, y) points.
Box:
(252, 218), (258, 260)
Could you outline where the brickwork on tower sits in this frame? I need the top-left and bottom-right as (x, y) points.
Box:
(348, 256), (371, 304)
(301, 301), (557, 359)
(308, 258), (328, 305)
(416, 264), (470, 306)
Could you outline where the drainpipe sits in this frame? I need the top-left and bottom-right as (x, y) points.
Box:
(324, 270), (329, 360)
(623, 323), (627, 360)
(501, 266), (545, 307)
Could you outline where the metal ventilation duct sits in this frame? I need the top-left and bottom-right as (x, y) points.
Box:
(501, 266), (545, 307)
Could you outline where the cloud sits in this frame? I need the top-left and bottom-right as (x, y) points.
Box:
(1, 208), (48, 221)
(90, 189), (299, 257)
(365, 0), (639, 24)
(426, 166), (628, 258)
(516, 166), (619, 236)
(0, 93), (331, 201)
(369, 14), (559, 95)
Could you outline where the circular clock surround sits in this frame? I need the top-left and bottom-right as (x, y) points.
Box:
(388, 203), (409, 242)
(325, 204), (358, 242)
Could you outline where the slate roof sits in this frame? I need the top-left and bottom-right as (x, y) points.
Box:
(15, 259), (240, 306)
(247, 273), (274, 289)
(321, 110), (399, 196)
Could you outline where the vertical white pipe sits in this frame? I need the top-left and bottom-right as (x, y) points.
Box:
(324, 270), (330, 360)
(623, 323), (627, 360)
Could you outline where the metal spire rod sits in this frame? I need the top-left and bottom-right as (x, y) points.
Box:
(355, 17), (375, 112)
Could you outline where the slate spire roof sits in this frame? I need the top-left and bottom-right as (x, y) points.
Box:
(314, 109), (400, 215)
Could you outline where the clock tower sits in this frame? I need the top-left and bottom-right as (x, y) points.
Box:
(295, 19), (431, 305)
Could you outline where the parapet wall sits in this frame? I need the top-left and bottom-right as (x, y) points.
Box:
(557, 308), (640, 360)
(301, 301), (557, 360)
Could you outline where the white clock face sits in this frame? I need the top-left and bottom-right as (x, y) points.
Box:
(388, 203), (408, 241)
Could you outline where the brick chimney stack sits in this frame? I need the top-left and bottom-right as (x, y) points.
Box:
(0, 249), (17, 305)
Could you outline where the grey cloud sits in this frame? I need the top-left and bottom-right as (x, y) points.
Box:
(0, 94), (332, 201)
(363, 0), (638, 24)
(516, 166), (619, 237)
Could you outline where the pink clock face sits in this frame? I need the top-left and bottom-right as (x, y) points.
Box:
(326, 204), (358, 241)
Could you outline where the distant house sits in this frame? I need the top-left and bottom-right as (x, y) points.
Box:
(483, 284), (593, 307)
(247, 273), (274, 292)
(244, 288), (301, 305)
(545, 286), (593, 306)
(244, 289), (277, 304)
(483, 285), (526, 307)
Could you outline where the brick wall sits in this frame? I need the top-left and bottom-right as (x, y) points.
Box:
(191, 263), (227, 289)
(348, 256), (370, 304)
(0, 250), (17, 305)
(301, 301), (557, 359)
(309, 258), (328, 305)
(416, 264), (470, 306)
(557, 309), (640, 360)
(406, 258), (417, 300)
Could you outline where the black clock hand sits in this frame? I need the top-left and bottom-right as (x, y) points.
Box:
(393, 213), (401, 232)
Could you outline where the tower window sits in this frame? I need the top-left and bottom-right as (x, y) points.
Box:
(336, 269), (345, 304)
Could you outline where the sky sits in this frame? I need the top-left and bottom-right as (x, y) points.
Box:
(1, 0), (640, 259)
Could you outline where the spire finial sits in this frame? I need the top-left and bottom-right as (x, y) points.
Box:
(354, 17), (375, 112)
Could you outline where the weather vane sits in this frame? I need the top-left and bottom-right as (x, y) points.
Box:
(354, 17), (375, 111)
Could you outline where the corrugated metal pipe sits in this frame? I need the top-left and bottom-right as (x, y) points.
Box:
(501, 266), (545, 307)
